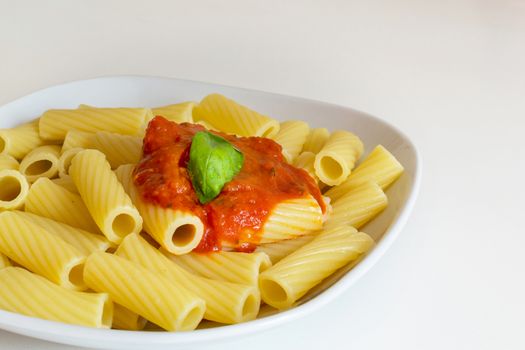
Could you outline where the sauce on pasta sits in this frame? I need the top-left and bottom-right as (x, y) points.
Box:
(134, 116), (325, 252)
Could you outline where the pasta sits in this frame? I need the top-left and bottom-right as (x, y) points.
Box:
(61, 130), (95, 152)
(272, 120), (310, 163)
(84, 252), (205, 331)
(325, 181), (388, 230)
(0, 211), (87, 290)
(302, 127), (330, 154)
(259, 226), (374, 309)
(152, 101), (195, 123)
(0, 93), (404, 331)
(193, 93), (280, 138)
(0, 169), (29, 210)
(0, 121), (50, 160)
(117, 234), (261, 324)
(166, 250), (271, 286)
(70, 150), (142, 244)
(314, 130), (364, 186)
(325, 145), (404, 202)
(0, 267), (112, 328)
(39, 108), (152, 141)
(25, 177), (101, 233)
(115, 164), (204, 255)
(93, 131), (142, 169)
(19, 145), (61, 182)
(14, 211), (111, 255)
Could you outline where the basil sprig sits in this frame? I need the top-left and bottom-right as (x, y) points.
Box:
(188, 131), (244, 204)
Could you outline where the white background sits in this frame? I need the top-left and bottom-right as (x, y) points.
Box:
(1, 0), (524, 349)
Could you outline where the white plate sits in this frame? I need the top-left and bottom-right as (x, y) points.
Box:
(0, 76), (421, 349)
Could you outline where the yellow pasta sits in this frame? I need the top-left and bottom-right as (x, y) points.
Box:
(19, 145), (61, 182)
(152, 102), (195, 123)
(0, 253), (10, 268)
(93, 131), (142, 168)
(84, 252), (205, 331)
(51, 176), (78, 193)
(0, 211), (87, 290)
(166, 250), (271, 286)
(272, 120), (310, 163)
(25, 177), (100, 233)
(195, 119), (220, 131)
(39, 108), (151, 141)
(293, 151), (318, 183)
(259, 226), (374, 309)
(314, 130), (364, 186)
(325, 145), (404, 202)
(70, 150), (142, 244)
(0, 121), (50, 160)
(193, 94), (280, 138)
(115, 164), (203, 254)
(61, 130), (95, 153)
(0, 267), (112, 328)
(112, 304), (147, 331)
(302, 127), (330, 154)
(258, 195), (323, 243)
(117, 234), (261, 324)
(0, 169), (29, 210)
(58, 147), (83, 178)
(255, 234), (316, 264)
(325, 181), (387, 230)
(14, 211), (111, 255)
(0, 154), (19, 170)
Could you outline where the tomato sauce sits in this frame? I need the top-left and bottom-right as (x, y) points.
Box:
(134, 116), (325, 252)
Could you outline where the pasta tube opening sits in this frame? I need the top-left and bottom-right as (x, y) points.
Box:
(164, 215), (204, 255)
(20, 145), (61, 182)
(0, 170), (29, 209)
(172, 224), (197, 246)
(58, 147), (83, 178)
(259, 278), (289, 305)
(110, 211), (141, 240)
(63, 258), (87, 291)
(68, 262), (85, 287)
(319, 155), (344, 181)
(180, 304), (207, 331)
(241, 292), (260, 320)
(260, 123), (280, 138)
(25, 159), (53, 176)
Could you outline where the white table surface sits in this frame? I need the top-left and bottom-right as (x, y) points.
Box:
(1, 0), (524, 349)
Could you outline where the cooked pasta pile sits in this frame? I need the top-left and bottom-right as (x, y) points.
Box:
(0, 94), (404, 331)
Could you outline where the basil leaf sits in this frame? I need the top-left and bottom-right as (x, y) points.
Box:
(188, 131), (244, 204)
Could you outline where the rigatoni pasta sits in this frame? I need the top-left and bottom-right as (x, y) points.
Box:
(152, 101), (195, 123)
(272, 120), (310, 163)
(0, 169), (29, 210)
(19, 145), (61, 182)
(93, 131), (142, 168)
(0, 121), (50, 160)
(70, 150), (142, 244)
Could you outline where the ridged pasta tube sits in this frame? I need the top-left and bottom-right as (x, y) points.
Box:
(193, 94), (280, 138)
(0, 267), (112, 328)
(14, 211), (111, 255)
(314, 130), (364, 186)
(0, 211), (88, 290)
(61, 130), (95, 153)
(112, 304), (147, 331)
(0, 154), (19, 170)
(117, 234), (261, 324)
(19, 145), (61, 182)
(152, 102), (195, 123)
(272, 120), (310, 163)
(166, 250), (271, 286)
(115, 164), (203, 255)
(0, 169), (29, 210)
(259, 195), (323, 243)
(51, 176), (78, 193)
(325, 181), (388, 229)
(259, 226), (374, 309)
(293, 152), (319, 183)
(256, 234), (316, 264)
(70, 150), (142, 244)
(39, 108), (151, 141)
(302, 127), (330, 154)
(93, 132), (142, 168)
(0, 121), (50, 159)
(325, 145), (404, 202)
(25, 177), (100, 233)
(84, 252), (205, 331)
(58, 147), (83, 178)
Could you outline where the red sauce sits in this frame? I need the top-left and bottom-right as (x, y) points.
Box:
(134, 116), (325, 252)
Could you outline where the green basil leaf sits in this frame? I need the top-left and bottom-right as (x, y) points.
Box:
(188, 131), (244, 204)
